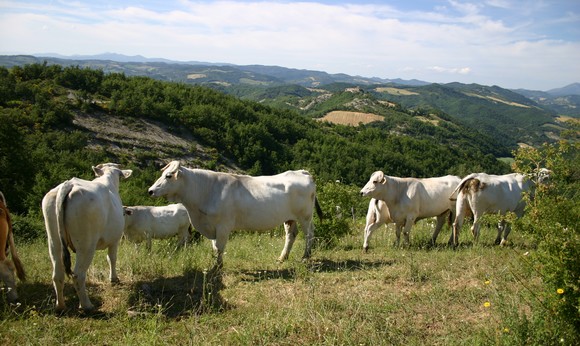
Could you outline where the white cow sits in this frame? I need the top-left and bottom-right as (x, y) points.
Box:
(360, 171), (461, 246)
(0, 191), (26, 301)
(148, 161), (323, 266)
(449, 170), (549, 246)
(362, 198), (393, 252)
(42, 163), (132, 312)
(123, 203), (192, 250)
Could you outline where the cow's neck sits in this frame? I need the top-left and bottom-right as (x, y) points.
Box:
(94, 173), (120, 193)
(179, 168), (211, 208)
(383, 177), (406, 205)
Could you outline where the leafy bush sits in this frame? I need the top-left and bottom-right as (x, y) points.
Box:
(510, 141), (580, 341)
(314, 180), (367, 248)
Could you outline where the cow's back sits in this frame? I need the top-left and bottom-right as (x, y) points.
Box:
(125, 204), (190, 241)
(472, 173), (527, 214)
(227, 170), (316, 230)
(65, 179), (124, 248)
(393, 176), (459, 219)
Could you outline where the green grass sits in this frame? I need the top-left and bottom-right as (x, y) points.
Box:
(1, 220), (544, 345)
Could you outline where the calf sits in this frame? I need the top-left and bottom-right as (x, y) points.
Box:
(123, 203), (192, 250)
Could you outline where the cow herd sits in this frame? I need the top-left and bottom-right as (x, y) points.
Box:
(0, 161), (548, 313)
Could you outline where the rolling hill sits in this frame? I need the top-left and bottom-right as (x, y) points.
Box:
(1, 54), (576, 150)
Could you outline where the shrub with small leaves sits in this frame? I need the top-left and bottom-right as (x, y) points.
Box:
(512, 140), (580, 339)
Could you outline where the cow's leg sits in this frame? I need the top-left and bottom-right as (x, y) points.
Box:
(451, 194), (468, 246)
(302, 218), (314, 260)
(470, 213), (482, 242)
(279, 220), (298, 262)
(146, 234), (152, 252)
(363, 221), (383, 252)
(402, 216), (414, 247)
(394, 222), (403, 246)
(431, 213), (447, 246)
(498, 220), (511, 246)
(47, 239), (67, 311)
(178, 226), (189, 248)
(495, 220), (504, 245)
(107, 243), (120, 283)
(212, 229), (230, 268)
(72, 251), (96, 312)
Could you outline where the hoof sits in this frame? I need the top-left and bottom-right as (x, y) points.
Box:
(80, 304), (96, 313)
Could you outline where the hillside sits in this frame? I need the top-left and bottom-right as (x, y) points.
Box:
(0, 62), (512, 216)
(514, 85), (580, 117)
(1, 54), (575, 149)
(238, 83), (560, 150)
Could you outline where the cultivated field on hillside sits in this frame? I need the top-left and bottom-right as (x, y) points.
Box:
(318, 111), (384, 126)
(1, 220), (543, 345)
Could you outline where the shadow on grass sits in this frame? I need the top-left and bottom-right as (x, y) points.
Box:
(238, 258), (396, 283)
(1, 264), (230, 320)
(0, 280), (115, 319)
(126, 264), (230, 319)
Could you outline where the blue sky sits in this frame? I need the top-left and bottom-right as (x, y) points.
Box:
(0, 0), (578, 90)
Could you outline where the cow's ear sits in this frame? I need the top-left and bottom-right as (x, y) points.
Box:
(92, 166), (103, 177)
(122, 170), (133, 179)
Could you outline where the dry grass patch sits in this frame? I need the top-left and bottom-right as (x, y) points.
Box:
(1, 222), (542, 345)
(375, 87), (419, 96)
(318, 111), (383, 126)
(187, 73), (207, 79)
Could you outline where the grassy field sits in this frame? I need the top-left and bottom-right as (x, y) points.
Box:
(1, 220), (543, 345)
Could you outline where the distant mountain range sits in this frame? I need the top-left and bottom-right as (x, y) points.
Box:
(0, 53), (431, 87)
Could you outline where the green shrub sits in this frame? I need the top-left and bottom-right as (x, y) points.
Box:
(511, 141), (580, 339)
(314, 180), (366, 248)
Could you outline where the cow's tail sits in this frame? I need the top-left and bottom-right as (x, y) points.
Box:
(450, 173), (481, 201)
(314, 196), (324, 221)
(56, 180), (74, 277)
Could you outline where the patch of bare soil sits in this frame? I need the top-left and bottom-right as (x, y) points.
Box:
(72, 112), (238, 170)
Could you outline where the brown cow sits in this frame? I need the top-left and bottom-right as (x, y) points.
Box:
(0, 191), (26, 301)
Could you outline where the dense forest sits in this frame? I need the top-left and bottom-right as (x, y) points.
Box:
(0, 63), (509, 218)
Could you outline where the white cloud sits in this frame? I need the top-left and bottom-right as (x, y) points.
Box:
(429, 66), (472, 75)
(0, 0), (578, 89)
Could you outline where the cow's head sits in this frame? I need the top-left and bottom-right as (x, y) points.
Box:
(93, 163), (132, 180)
(360, 171), (386, 197)
(536, 168), (552, 184)
(0, 259), (18, 302)
(122, 206), (133, 216)
(148, 161), (183, 200)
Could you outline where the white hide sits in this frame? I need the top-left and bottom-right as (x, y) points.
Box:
(362, 198), (393, 251)
(450, 172), (540, 246)
(360, 171), (460, 246)
(148, 161), (321, 265)
(123, 203), (191, 250)
(42, 163), (132, 312)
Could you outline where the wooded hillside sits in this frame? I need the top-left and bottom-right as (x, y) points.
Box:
(0, 63), (509, 218)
